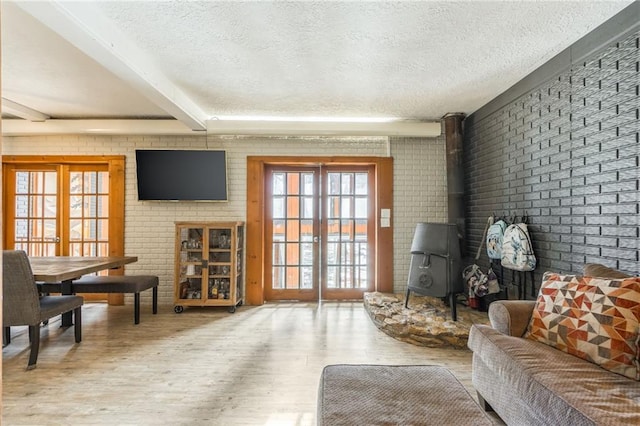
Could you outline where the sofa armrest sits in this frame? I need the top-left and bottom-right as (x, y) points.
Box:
(488, 300), (536, 337)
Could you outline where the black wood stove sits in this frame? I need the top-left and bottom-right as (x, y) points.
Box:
(404, 223), (463, 321)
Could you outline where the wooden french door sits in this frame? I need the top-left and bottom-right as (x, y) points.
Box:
(2, 156), (125, 302)
(264, 165), (375, 301)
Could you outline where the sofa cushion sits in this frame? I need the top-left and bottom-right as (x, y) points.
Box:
(525, 273), (640, 380)
(583, 263), (631, 279)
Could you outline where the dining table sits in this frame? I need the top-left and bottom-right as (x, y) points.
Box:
(29, 256), (138, 326)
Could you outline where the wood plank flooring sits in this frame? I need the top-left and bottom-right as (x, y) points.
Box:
(3, 302), (490, 425)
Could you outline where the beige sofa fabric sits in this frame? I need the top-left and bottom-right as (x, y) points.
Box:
(469, 300), (640, 425)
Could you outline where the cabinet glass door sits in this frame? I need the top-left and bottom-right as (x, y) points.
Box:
(207, 227), (232, 301)
(178, 226), (205, 300)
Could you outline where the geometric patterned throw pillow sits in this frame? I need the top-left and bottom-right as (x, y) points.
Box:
(525, 273), (640, 380)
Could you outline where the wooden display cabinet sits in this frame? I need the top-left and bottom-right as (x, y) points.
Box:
(174, 221), (244, 313)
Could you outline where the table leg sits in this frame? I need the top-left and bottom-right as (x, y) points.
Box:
(61, 279), (74, 327)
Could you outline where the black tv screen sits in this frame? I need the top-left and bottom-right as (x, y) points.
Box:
(135, 150), (228, 201)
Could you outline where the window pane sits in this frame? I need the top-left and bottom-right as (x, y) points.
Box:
(286, 221), (299, 241)
(70, 243), (82, 256)
(97, 172), (109, 193)
(44, 172), (57, 193)
(300, 243), (313, 266)
(69, 220), (82, 241)
(272, 197), (285, 218)
(327, 196), (340, 218)
(327, 267), (338, 289)
(84, 172), (97, 193)
(84, 219), (96, 239)
(273, 242), (285, 265)
(83, 197), (95, 217)
(70, 196), (83, 218)
(328, 173), (340, 195)
(30, 219), (42, 238)
(355, 219), (368, 240)
(341, 220), (354, 240)
(287, 173), (300, 195)
(30, 172), (43, 193)
(97, 219), (109, 240)
(83, 243), (96, 256)
(272, 173), (285, 195)
(326, 242), (338, 264)
(341, 197), (352, 218)
(355, 198), (367, 218)
(301, 267), (313, 289)
(357, 242), (368, 264)
(97, 195), (109, 217)
(15, 219), (28, 240)
(357, 266), (368, 288)
(272, 266), (285, 289)
(43, 220), (56, 239)
(15, 196), (28, 218)
(286, 267), (299, 288)
(97, 242), (109, 256)
(327, 220), (340, 241)
(302, 197), (314, 218)
(355, 173), (368, 195)
(341, 242), (353, 265)
(287, 197), (299, 217)
(43, 244), (56, 256)
(272, 220), (285, 241)
(286, 243), (300, 265)
(300, 220), (313, 241)
(30, 195), (42, 218)
(15, 172), (29, 194)
(44, 196), (57, 218)
(302, 173), (314, 195)
(341, 173), (353, 194)
(70, 172), (82, 194)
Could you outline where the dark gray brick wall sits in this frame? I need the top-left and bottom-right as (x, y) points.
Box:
(463, 30), (639, 297)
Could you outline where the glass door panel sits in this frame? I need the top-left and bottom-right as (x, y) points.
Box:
(68, 167), (110, 257)
(322, 168), (374, 299)
(265, 167), (319, 301)
(12, 168), (59, 256)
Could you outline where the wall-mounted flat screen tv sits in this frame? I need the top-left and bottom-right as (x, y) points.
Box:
(135, 150), (228, 201)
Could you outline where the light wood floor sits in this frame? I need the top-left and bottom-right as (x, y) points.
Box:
(3, 302), (489, 425)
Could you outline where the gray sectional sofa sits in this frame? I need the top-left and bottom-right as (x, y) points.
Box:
(468, 264), (640, 426)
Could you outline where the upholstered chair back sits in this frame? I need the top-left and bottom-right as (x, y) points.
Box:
(3, 250), (41, 326)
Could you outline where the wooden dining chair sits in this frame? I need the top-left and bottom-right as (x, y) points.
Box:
(2, 250), (84, 370)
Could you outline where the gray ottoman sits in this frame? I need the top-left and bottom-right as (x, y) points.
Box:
(317, 364), (497, 425)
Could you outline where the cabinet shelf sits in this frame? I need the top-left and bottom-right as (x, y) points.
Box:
(174, 221), (244, 313)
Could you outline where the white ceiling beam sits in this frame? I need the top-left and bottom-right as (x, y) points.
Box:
(1, 119), (198, 136)
(1, 98), (50, 121)
(14, 0), (207, 131)
(206, 120), (442, 137)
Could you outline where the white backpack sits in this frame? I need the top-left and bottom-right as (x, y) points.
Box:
(501, 223), (536, 271)
(486, 219), (507, 260)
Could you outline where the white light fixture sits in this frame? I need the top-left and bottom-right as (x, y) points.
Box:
(1, 119), (199, 136)
(206, 118), (441, 137)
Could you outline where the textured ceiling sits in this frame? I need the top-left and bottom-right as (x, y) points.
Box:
(1, 0), (635, 130)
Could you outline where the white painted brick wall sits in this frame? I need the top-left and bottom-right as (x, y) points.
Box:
(2, 133), (446, 304)
(390, 136), (448, 293)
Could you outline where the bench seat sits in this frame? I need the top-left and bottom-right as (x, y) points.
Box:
(39, 275), (158, 324)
